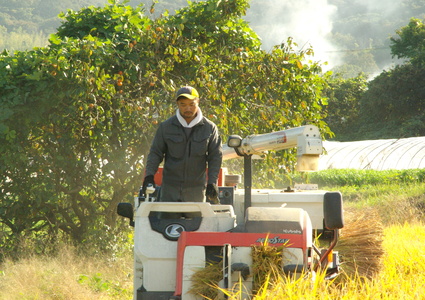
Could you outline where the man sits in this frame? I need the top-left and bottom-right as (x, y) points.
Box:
(142, 86), (222, 203)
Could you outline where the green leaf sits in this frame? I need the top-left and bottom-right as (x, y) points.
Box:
(49, 34), (62, 45)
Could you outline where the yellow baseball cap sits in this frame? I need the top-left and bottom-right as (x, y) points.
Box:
(175, 86), (199, 100)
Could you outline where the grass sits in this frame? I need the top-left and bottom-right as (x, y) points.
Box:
(1, 181), (424, 299)
(0, 245), (133, 300)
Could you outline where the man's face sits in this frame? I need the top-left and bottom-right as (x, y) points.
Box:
(177, 98), (199, 121)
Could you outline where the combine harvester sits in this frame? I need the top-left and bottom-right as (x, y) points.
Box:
(117, 125), (344, 299)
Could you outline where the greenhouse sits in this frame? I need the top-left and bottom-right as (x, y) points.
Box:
(319, 136), (425, 170)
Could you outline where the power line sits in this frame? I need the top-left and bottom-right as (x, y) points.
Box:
(324, 47), (389, 53)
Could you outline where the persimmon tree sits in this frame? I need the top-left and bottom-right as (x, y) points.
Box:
(0, 0), (331, 250)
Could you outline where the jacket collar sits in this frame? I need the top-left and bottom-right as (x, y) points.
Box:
(175, 108), (203, 128)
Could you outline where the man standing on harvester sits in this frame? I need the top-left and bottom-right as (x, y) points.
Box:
(142, 86), (223, 204)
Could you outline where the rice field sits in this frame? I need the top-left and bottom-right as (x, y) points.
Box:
(0, 182), (424, 299)
(249, 222), (425, 300)
(1, 222), (423, 299)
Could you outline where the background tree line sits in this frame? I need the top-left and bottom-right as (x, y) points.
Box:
(326, 17), (425, 140)
(1, 0), (425, 141)
(2, 0), (425, 76)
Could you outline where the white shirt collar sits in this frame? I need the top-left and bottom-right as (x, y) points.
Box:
(176, 108), (203, 128)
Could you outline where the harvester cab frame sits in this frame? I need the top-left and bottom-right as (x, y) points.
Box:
(117, 125), (344, 300)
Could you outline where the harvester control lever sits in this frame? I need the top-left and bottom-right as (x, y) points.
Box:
(145, 184), (155, 202)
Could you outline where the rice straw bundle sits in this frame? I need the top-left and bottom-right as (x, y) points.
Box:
(188, 261), (223, 299)
(335, 207), (385, 278)
(189, 239), (289, 298)
(251, 240), (287, 293)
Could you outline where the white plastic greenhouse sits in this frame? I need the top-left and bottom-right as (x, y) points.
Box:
(319, 136), (425, 170)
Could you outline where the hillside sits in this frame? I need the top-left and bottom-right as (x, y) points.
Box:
(1, 0), (425, 77)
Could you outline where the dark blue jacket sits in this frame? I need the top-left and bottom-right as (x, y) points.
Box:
(145, 115), (222, 202)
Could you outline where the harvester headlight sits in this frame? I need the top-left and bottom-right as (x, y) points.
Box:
(227, 135), (242, 148)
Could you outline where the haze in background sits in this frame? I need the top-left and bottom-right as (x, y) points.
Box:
(244, 0), (338, 70)
(2, 0), (422, 75)
(135, 0), (411, 74)
(243, 0), (411, 73)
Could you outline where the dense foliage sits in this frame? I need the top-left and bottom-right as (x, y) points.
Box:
(390, 17), (425, 67)
(3, 1), (425, 143)
(0, 0), (331, 256)
(355, 65), (425, 139)
(323, 74), (368, 140)
(342, 17), (425, 140)
(325, 17), (425, 141)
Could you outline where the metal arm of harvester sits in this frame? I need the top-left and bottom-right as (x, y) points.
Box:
(223, 125), (323, 172)
(223, 125), (324, 216)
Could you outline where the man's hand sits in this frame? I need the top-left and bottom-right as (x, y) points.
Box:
(141, 175), (155, 196)
(206, 183), (219, 204)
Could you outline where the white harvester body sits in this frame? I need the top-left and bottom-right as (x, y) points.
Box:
(133, 202), (236, 295)
(117, 125), (344, 300)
